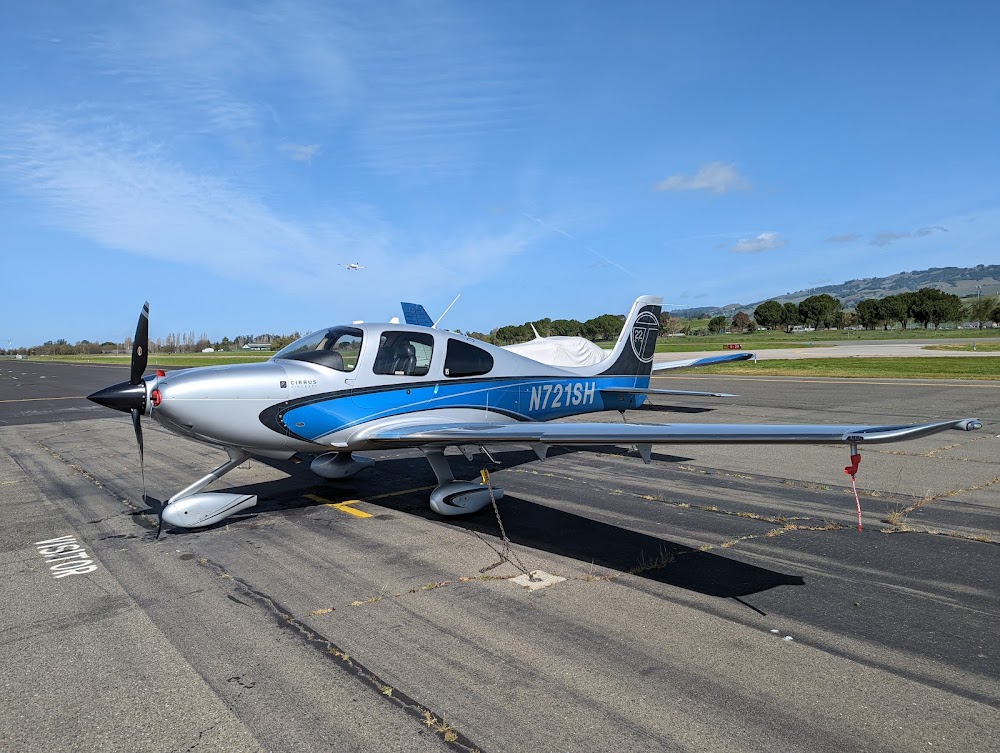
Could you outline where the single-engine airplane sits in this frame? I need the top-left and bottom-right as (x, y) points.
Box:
(339, 262), (365, 271)
(88, 297), (982, 531)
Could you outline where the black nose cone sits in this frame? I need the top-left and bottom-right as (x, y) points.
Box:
(88, 381), (146, 413)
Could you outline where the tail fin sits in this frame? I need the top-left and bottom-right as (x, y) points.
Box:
(596, 295), (663, 376)
(401, 302), (434, 328)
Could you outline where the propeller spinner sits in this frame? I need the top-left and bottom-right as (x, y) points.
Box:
(88, 302), (150, 413)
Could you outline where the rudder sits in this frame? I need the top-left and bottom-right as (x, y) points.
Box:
(597, 295), (663, 376)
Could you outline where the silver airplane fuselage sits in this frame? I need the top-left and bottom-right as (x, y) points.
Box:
(143, 323), (649, 459)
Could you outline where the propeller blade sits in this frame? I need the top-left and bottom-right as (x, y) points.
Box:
(131, 407), (146, 505)
(130, 301), (150, 386)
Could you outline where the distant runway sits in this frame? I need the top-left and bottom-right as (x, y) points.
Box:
(657, 337), (1000, 363)
(0, 360), (127, 425)
(1, 363), (997, 753)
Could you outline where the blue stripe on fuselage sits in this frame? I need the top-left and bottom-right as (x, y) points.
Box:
(280, 375), (649, 441)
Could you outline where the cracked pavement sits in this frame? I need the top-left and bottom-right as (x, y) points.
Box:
(1, 362), (997, 752)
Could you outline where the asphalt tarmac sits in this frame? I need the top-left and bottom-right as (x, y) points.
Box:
(1, 362), (997, 752)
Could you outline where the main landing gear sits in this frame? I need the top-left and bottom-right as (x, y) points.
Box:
(423, 447), (503, 515)
(158, 446), (496, 531)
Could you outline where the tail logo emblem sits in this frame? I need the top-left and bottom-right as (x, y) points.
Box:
(630, 311), (660, 363)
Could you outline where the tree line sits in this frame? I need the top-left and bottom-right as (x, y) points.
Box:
(3, 331), (304, 357)
(744, 288), (999, 334)
(467, 311), (683, 345)
(6, 287), (997, 355)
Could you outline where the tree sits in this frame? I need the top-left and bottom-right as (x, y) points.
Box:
(968, 297), (996, 328)
(531, 318), (552, 337)
(781, 302), (800, 332)
(731, 311), (753, 333)
(659, 313), (682, 336)
(856, 298), (886, 330)
(550, 318), (583, 337)
(933, 293), (964, 328)
(909, 288), (963, 329)
(797, 294), (842, 329)
(707, 315), (728, 334)
(753, 300), (783, 330)
(584, 314), (626, 341)
(879, 295), (909, 330)
(494, 324), (533, 345)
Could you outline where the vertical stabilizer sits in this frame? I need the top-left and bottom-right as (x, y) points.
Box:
(595, 295), (663, 376)
(401, 303), (434, 328)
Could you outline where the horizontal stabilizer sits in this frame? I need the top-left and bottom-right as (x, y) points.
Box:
(653, 352), (754, 371)
(601, 387), (737, 399)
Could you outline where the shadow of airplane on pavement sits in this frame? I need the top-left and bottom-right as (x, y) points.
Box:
(154, 446), (804, 601)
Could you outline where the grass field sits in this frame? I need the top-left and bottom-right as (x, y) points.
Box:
(926, 342), (1000, 352)
(18, 353), (272, 367)
(690, 356), (999, 380)
(592, 327), (1000, 353)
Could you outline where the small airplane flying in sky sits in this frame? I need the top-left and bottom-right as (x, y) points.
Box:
(339, 262), (365, 271)
(89, 297), (982, 531)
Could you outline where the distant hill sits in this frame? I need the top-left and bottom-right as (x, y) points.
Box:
(670, 264), (1000, 318)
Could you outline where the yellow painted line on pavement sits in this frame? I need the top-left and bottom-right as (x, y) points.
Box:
(306, 485), (436, 517)
(305, 493), (373, 518)
(365, 485), (435, 501)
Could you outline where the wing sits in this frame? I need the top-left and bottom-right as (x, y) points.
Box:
(367, 418), (982, 459)
(652, 352), (754, 371)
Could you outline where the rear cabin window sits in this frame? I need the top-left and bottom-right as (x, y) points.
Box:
(444, 339), (494, 378)
(373, 331), (434, 376)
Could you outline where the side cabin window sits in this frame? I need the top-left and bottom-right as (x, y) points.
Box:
(444, 339), (494, 378)
(373, 331), (434, 376)
(272, 327), (362, 372)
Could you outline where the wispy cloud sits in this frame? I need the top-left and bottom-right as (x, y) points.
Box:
(732, 231), (787, 254)
(280, 142), (322, 162)
(75, 2), (540, 176)
(654, 162), (750, 194)
(826, 232), (859, 243)
(0, 119), (341, 278)
(347, 8), (540, 175)
(870, 225), (948, 246)
(0, 117), (543, 302)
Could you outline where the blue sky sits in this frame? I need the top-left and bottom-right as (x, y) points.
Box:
(1, 1), (998, 346)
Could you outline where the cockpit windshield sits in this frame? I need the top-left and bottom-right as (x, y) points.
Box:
(272, 326), (363, 372)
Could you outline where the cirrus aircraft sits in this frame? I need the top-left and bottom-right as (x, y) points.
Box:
(88, 297), (982, 531)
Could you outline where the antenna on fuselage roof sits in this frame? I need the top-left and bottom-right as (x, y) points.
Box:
(432, 294), (461, 329)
